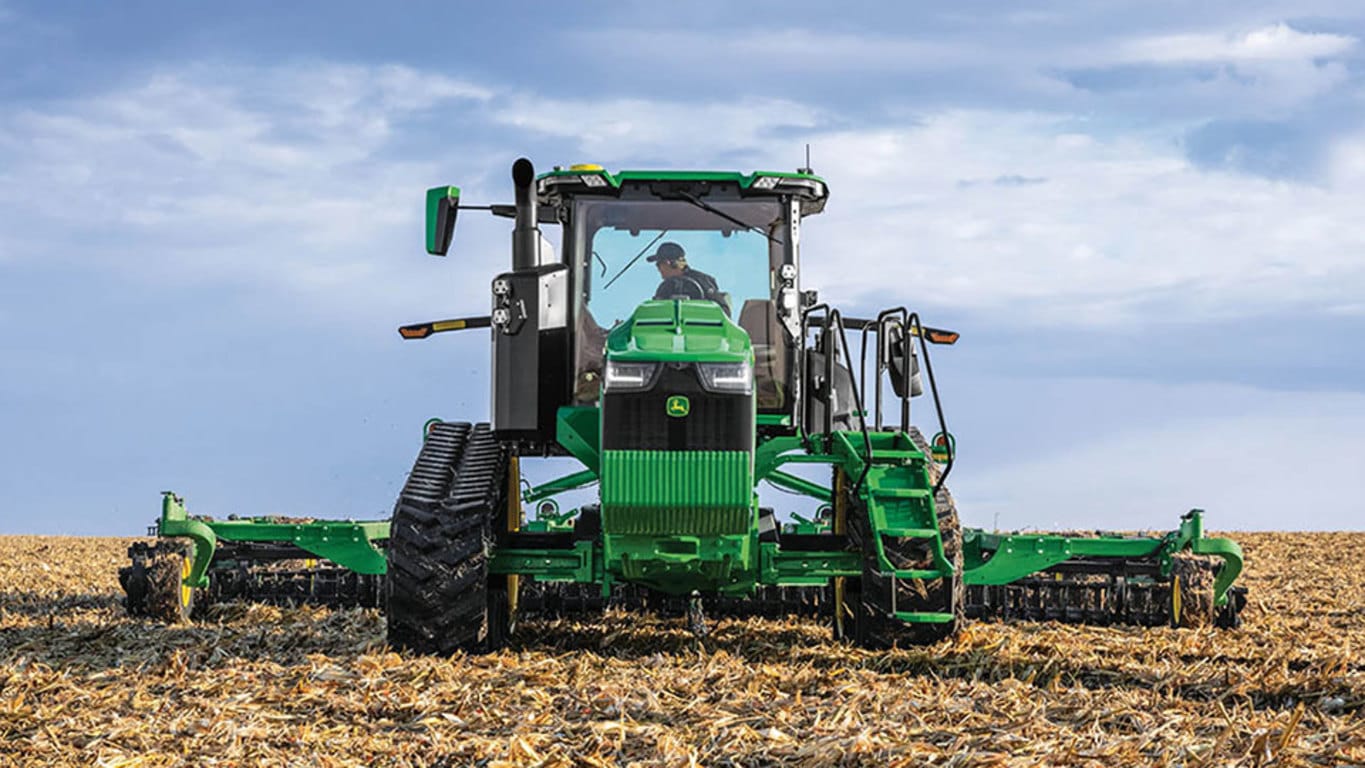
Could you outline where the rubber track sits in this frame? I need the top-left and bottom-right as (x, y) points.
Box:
(386, 422), (509, 654)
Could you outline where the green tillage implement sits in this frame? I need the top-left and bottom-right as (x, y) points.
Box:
(119, 492), (389, 622)
(126, 453), (1243, 629)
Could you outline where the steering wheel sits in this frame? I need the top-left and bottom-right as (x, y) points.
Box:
(657, 275), (705, 300)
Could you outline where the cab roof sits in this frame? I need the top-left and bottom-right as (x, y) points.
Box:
(537, 165), (828, 214)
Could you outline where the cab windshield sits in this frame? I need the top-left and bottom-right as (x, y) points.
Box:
(572, 196), (788, 407)
(576, 198), (780, 324)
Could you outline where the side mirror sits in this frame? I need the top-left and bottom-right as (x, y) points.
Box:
(425, 186), (461, 255)
(885, 324), (923, 398)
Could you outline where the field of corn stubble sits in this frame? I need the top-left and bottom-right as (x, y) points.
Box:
(1, 533), (1362, 767)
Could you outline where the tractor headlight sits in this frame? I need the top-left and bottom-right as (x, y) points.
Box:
(696, 361), (752, 395)
(603, 360), (658, 392)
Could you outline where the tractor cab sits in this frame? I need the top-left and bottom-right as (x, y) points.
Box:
(547, 167), (828, 417)
(424, 161), (829, 447)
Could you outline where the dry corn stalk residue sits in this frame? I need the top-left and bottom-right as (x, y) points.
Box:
(1, 533), (1362, 766)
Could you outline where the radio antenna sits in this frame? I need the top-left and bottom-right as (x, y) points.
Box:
(798, 144), (813, 175)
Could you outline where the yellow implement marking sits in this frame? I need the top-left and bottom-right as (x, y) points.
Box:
(507, 456), (522, 617)
(833, 469), (849, 637)
(1171, 575), (1183, 627)
(180, 555), (193, 609)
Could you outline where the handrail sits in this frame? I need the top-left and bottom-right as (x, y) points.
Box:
(906, 312), (953, 497)
(802, 304), (954, 497)
(798, 305), (873, 489)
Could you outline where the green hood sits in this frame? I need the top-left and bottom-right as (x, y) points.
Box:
(606, 300), (752, 363)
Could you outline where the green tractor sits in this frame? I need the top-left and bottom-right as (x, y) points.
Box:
(122, 158), (1245, 650)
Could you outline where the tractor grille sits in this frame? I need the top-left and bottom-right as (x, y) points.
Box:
(600, 449), (752, 535)
(602, 364), (752, 451)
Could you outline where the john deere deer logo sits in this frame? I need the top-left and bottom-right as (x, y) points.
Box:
(665, 395), (690, 418)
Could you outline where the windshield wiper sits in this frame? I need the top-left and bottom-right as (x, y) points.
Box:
(677, 191), (783, 244)
(602, 230), (668, 291)
(599, 195), (781, 292)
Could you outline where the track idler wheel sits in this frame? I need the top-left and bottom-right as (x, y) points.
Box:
(120, 540), (197, 623)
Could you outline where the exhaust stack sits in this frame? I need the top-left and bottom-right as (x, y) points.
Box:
(511, 158), (539, 270)
(491, 157), (570, 441)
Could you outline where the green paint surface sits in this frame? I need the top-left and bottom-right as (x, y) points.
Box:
(600, 450), (752, 535)
(606, 300), (752, 364)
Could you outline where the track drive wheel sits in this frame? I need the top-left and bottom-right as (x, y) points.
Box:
(386, 422), (515, 655)
(119, 540), (197, 623)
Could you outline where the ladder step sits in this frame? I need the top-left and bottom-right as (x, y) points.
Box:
(881, 527), (938, 539)
(869, 488), (931, 499)
(893, 611), (956, 624)
(867, 449), (928, 462)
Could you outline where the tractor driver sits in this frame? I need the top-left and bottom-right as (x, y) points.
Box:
(648, 242), (731, 315)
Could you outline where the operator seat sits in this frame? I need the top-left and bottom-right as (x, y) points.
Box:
(574, 306), (610, 404)
(738, 299), (788, 410)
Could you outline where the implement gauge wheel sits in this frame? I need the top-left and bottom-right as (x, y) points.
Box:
(1170, 553), (1219, 629)
(119, 539), (197, 623)
(386, 422), (515, 655)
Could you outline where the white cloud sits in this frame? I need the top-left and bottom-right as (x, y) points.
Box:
(491, 96), (823, 161)
(573, 28), (970, 73)
(577, 20), (1358, 123)
(0, 62), (492, 319)
(457, 91), (1365, 327)
(1059, 22), (1360, 118)
(5, 57), (1364, 331)
(1327, 130), (1365, 186)
(1117, 23), (1357, 64)
(756, 111), (1365, 325)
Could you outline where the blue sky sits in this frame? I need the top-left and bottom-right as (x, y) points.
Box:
(2, 1), (1363, 534)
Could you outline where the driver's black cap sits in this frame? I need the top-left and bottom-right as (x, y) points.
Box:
(646, 242), (686, 263)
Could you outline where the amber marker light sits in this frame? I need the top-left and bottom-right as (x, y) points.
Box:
(923, 328), (960, 345)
